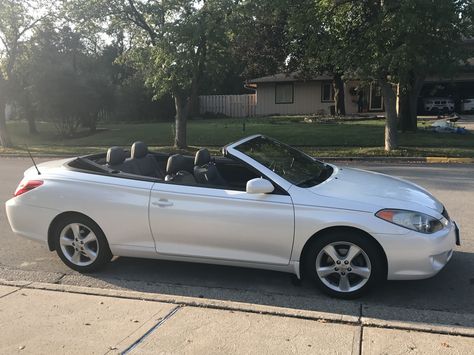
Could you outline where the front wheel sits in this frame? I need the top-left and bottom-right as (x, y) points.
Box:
(53, 214), (112, 273)
(304, 231), (385, 299)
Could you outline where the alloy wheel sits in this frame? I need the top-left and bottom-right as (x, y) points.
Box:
(59, 223), (99, 266)
(315, 241), (371, 293)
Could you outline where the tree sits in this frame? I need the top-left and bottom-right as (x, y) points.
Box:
(0, 0), (54, 147)
(230, 0), (290, 80)
(140, 0), (237, 148)
(393, 1), (473, 131)
(27, 23), (114, 137)
(288, 0), (347, 115)
(306, 0), (473, 150)
(68, 0), (237, 148)
(0, 75), (10, 147)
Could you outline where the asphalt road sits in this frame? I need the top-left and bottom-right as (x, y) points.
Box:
(1, 157), (473, 327)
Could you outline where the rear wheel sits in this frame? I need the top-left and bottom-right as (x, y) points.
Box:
(304, 230), (385, 299)
(52, 214), (112, 273)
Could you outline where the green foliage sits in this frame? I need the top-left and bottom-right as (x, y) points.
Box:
(230, 0), (291, 79)
(24, 24), (113, 136)
(0, 0), (59, 145)
(1, 0), (473, 149)
(65, 0), (242, 147)
(127, 0), (237, 98)
(288, 0), (474, 149)
(311, 0), (473, 82)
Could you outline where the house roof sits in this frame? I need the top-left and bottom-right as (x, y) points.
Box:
(247, 72), (333, 84)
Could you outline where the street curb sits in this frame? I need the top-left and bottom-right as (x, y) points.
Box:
(321, 156), (474, 164)
(1, 153), (473, 164)
(1, 279), (473, 338)
(0, 279), (358, 325)
(425, 157), (474, 163)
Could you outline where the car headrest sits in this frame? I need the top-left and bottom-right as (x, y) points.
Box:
(106, 147), (126, 166)
(167, 154), (188, 175)
(131, 141), (148, 159)
(194, 148), (211, 166)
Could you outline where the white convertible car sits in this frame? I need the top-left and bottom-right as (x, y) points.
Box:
(5, 135), (460, 298)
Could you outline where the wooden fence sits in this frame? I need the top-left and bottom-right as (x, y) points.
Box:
(199, 94), (257, 118)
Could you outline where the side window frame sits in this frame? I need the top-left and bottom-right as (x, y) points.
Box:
(162, 155), (289, 195)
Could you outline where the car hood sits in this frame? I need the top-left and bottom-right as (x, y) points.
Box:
(310, 167), (443, 214)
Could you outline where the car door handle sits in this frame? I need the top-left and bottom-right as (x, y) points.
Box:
(152, 199), (174, 207)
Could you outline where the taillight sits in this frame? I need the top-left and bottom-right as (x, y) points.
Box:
(14, 180), (43, 197)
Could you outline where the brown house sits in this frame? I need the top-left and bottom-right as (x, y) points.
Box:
(246, 73), (385, 116)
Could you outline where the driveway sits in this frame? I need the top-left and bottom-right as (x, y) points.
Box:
(459, 113), (474, 131)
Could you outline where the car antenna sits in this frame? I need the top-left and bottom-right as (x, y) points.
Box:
(26, 145), (41, 175)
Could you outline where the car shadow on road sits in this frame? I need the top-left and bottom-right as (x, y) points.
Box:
(76, 250), (474, 329)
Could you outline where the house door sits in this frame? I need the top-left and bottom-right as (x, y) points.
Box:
(369, 83), (383, 111)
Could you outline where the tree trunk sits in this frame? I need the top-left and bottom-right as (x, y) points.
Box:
(188, 90), (200, 118)
(187, 31), (207, 119)
(89, 117), (97, 133)
(398, 86), (411, 132)
(0, 100), (13, 148)
(333, 74), (346, 116)
(174, 94), (188, 149)
(378, 78), (398, 151)
(24, 94), (38, 135)
(398, 73), (424, 132)
(409, 76), (424, 130)
(27, 116), (38, 135)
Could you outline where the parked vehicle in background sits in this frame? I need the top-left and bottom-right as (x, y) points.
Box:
(461, 98), (474, 113)
(423, 98), (455, 114)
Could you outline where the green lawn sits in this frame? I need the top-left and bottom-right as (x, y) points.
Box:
(1, 116), (473, 157)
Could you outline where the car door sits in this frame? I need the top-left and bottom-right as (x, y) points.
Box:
(149, 182), (294, 265)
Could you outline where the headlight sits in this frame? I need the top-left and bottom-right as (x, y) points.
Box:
(376, 209), (445, 234)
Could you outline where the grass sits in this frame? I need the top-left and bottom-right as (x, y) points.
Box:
(1, 116), (473, 157)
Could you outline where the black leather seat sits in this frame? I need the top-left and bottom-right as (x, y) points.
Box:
(106, 147), (139, 174)
(193, 148), (226, 186)
(127, 141), (164, 178)
(165, 154), (197, 185)
(106, 147), (125, 171)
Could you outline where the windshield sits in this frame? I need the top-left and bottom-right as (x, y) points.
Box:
(234, 136), (333, 187)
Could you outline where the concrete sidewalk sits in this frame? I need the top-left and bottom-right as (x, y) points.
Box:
(0, 284), (473, 355)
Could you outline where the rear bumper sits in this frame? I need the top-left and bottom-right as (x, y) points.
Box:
(5, 198), (59, 246)
(375, 221), (458, 280)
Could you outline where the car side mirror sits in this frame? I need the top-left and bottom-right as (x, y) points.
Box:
(246, 178), (274, 194)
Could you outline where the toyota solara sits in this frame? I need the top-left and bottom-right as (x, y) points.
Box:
(5, 135), (460, 298)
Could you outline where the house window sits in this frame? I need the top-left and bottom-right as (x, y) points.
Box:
(321, 82), (334, 102)
(275, 83), (294, 104)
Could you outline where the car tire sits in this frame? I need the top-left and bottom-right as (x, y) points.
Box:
(52, 214), (112, 273)
(304, 230), (385, 299)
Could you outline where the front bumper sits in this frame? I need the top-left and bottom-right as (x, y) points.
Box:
(375, 221), (459, 280)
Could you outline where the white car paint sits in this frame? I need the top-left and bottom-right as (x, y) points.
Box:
(149, 182), (294, 265)
(5, 135), (458, 282)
